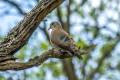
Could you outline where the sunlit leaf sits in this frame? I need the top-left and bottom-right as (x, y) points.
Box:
(40, 42), (49, 50)
(101, 40), (117, 55)
(76, 39), (88, 49)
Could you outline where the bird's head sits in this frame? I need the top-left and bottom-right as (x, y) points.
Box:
(48, 22), (62, 30)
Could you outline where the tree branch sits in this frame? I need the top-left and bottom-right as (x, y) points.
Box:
(0, 0), (95, 71)
(0, 48), (89, 71)
(0, 0), (64, 60)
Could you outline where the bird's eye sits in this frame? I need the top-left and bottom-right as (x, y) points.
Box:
(51, 23), (54, 26)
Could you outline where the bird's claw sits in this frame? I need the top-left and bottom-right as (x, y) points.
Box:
(59, 49), (73, 56)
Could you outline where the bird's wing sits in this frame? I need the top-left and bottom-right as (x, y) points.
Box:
(50, 29), (82, 59)
(51, 29), (74, 49)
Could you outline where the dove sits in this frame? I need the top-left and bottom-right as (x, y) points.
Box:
(48, 21), (82, 59)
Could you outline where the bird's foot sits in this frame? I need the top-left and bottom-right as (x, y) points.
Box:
(59, 49), (73, 56)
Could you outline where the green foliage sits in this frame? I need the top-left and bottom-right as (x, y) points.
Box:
(0, 0), (119, 79)
(99, 2), (105, 11)
(76, 39), (88, 49)
(42, 62), (63, 77)
(15, 45), (27, 60)
(89, 8), (97, 20)
(89, 26), (99, 38)
(36, 69), (46, 79)
(100, 40), (117, 55)
(0, 76), (5, 80)
(77, 8), (84, 17)
(40, 42), (49, 50)
(98, 63), (106, 73)
(0, 36), (4, 42)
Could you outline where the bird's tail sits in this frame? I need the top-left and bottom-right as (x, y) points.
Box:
(68, 45), (82, 59)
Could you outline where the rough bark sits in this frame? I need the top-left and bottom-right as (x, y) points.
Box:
(0, 0), (65, 70)
(0, 48), (90, 71)
(0, 0), (94, 71)
(0, 49), (72, 71)
(0, 0), (64, 61)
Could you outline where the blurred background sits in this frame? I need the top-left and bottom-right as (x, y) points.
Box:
(0, 0), (120, 80)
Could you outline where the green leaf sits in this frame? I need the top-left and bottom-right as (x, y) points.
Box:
(40, 42), (49, 50)
(15, 45), (27, 60)
(89, 8), (97, 19)
(101, 40), (117, 54)
(42, 62), (63, 77)
(52, 67), (62, 77)
(36, 69), (46, 78)
(99, 2), (105, 11)
(0, 76), (6, 80)
(76, 39), (88, 49)
(78, 8), (84, 17)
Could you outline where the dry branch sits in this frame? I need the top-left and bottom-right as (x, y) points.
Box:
(0, 0), (65, 70)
